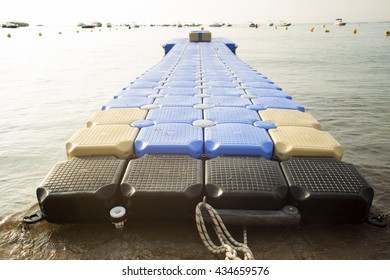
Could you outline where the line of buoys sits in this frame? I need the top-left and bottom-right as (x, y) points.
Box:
(322, 24), (326, 28)
(7, 33), (11, 38)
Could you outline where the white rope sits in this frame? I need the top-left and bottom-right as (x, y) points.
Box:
(195, 200), (255, 260)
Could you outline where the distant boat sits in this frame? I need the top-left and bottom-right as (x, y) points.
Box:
(209, 22), (224, 27)
(334, 18), (347, 26)
(107, 22), (112, 28)
(81, 24), (95, 28)
(249, 22), (256, 27)
(80, 21), (102, 28)
(278, 21), (291, 27)
(2, 21), (29, 28)
(2, 22), (19, 28)
(185, 23), (202, 27)
(267, 21), (274, 27)
(92, 21), (102, 27)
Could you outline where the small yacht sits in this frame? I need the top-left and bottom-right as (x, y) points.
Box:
(209, 22), (224, 27)
(278, 21), (291, 27)
(334, 18), (347, 26)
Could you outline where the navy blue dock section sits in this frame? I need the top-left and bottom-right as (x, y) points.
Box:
(28, 33), (375, 226)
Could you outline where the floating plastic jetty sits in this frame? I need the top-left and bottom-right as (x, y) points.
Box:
(25, 31), (375, 227)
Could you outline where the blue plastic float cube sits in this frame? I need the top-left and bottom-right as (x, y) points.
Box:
(245, 88), (292, 99)
(165, 81), (200, 88)
(102, 97), (154, 110)
(204, 81), (237, 88)
(135, 123), (203, 158)
(251, 97), (305, 112)
(241, 82), (282, 90)
(202, 75), (234, 82)
(204, 123), (273, 159)
(125, 81), (160, 89)
(115, 88), (159, 98)
(153, 96), (201, 107)
(159, 87), (200, 96)
(204, 96), (252, 107)
(203, 87), (245, 96)
(204, 107), (261, 124)
(237, 75), (271, 83)
(146, 107), (202, 124)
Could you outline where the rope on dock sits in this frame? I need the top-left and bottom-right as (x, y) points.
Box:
(195, 198), (255, 260)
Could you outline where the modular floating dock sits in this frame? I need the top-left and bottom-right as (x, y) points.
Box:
(26, 31), (375, 227)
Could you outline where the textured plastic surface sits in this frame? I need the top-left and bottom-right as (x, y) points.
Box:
(135, 123), (203, 158)
(203, 87), (245, 96)
(205, 81), (237, 88)
(204, 96), (252, 107)
(251, 97), (305, 112)
(159, 87), (200, 96)
(102, 97), (153, 109)
(281, 157), (374, 223)
(205, 156), (288, 210)
(125, 81), (159, 89)
(259, 109), (321, 129)
(245, 88), (292, 99)
(269, 126), (343, 161)
(146, 107), (202, 124)
(241, 82), (282, 90)
(153, 96), (201, 107)
(36, 156), (127, 223)
(204, 107), (260, 124)
(116, 88), (159, 98)
(86, 108), (147, 128)
(204, 124), (273, 159)
(66, 125), (139, 159)
(121, 154), (203, 218)
(165, 81), (200, 88)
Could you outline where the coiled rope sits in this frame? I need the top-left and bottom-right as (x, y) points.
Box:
(195, 198), (255, 260)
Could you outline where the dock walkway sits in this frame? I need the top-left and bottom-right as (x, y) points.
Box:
(31, 33), (374, 226)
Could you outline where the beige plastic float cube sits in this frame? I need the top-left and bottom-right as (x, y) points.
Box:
(259, 109), (321, 129)
(66, 125), (139, 159)
(269, 126), (343, 161)
(86, 108), (147, 128)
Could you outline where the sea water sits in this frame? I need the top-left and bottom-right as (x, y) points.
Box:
(0, 23), (389, 259)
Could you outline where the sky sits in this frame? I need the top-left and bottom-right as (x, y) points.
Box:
(1, 0), (389, 25)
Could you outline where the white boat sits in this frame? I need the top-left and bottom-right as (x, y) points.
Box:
(334, 18), (347, 26)
(80, 21), (102, 28)
(2, 21), (29, 28)
(209, 22), (224, 27)
(278, 21), (291, 27)
(2, 22), (19, 28)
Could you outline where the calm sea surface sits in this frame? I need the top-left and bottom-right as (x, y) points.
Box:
(0, 23), (389, 260)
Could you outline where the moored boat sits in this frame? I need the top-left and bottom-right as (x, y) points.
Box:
(334, 18), (347, 26)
